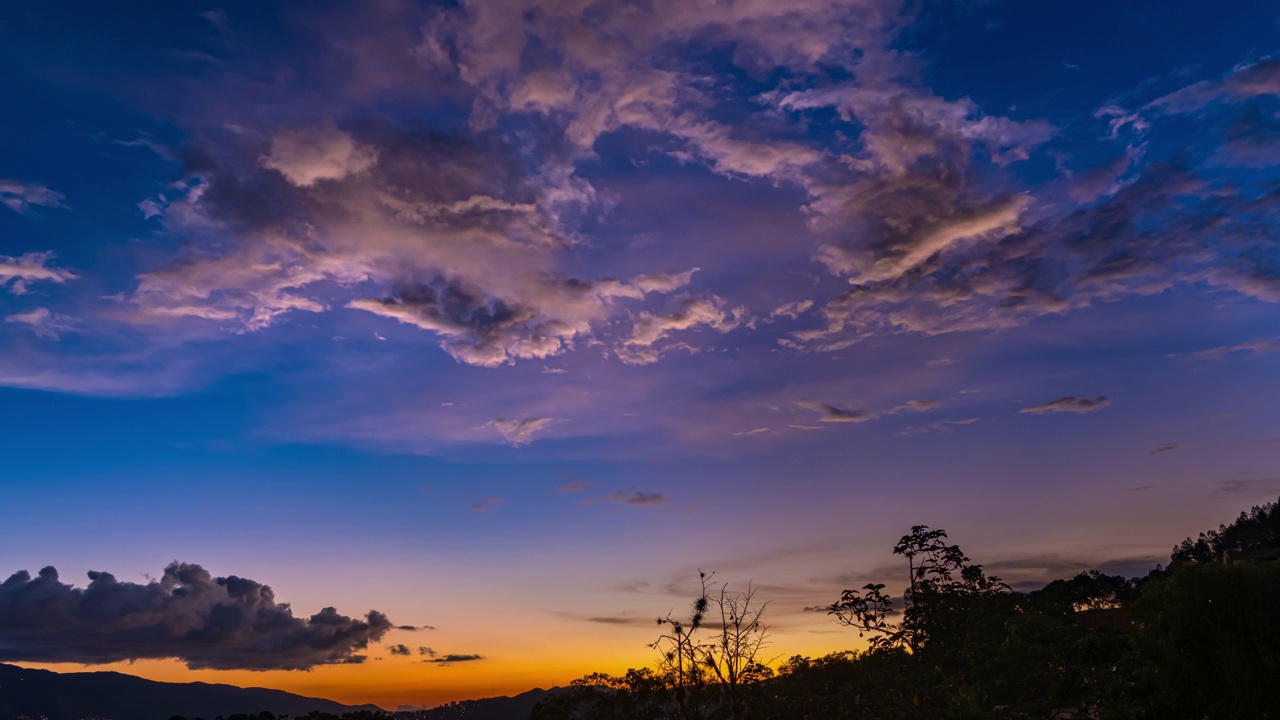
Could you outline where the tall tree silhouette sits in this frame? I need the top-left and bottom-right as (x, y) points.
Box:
(829, 526), (1009, 718)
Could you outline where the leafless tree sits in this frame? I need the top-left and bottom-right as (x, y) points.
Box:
(700, 581), (772, 720)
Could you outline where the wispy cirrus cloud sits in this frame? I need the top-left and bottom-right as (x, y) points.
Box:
(0, 253), (76, 295)
(4, 307), (75, 340)
(1021, 396), (1111, 415)
(0, 180), (64, 214)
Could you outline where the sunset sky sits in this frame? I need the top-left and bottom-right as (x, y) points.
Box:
(2, 0), (1280, 710)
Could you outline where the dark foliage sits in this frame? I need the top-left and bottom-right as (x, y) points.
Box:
(1171, 497), (1280, 565)
(534, 496), (1280, 720)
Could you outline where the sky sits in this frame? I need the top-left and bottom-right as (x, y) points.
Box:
(1, 0), (1280, 709)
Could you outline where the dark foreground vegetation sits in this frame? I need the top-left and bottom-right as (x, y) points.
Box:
(530, 497), (1280, 720)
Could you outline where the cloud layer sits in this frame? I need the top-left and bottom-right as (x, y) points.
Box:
(0, 563), (392, 669)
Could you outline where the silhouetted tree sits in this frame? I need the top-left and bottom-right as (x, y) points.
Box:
(829, 526), (1010, 717)
(651, 571), (713, 720)
(700, 581), (772, 720)
(1171, 495), (1280, 565)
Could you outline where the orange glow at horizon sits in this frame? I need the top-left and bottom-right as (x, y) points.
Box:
(14, 626), (864, 709)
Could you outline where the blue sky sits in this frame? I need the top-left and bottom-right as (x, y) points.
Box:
(2, 0), (1280, 708)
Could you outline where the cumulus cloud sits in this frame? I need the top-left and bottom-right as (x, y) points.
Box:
(490, 417), (553, 445)
(1020, 396), (1111, 415)
(260, 127), (378, 187)
(132, 121), (700, 362)
(0, 180), (64, 214)
(0, 562), (392, 669)
(388, 644), (412, 656)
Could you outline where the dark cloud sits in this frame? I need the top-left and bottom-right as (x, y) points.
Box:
(418, 646), (435, 657)
(422, 653), (484, 665)
(1148, 443), (1181, 456)
(607, 491), (666, 507)
(796, 401), (877, 424)
(795, 152), (1280, 347)
(388, 644), (411, 656)
(1214, 477), (1280, 497)
(1020, 396), (1111, 415)
(0, 562), (392, 670)
(583, 615), (649, 626)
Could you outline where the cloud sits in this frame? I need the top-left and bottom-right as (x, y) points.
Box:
(898, 417), (980, 435)
(1213, 477), (1280, 497)
(470, 496), (504, 512)
(889, 399), (941, 413)
(0, 253), (76, 295)
(795, 401), (877, 424)
(585, 616), (634, 625)
(422, 653), (484, 665)
(1145, 55), (1280, 115)
(1148, 443), (1181, 456)
(606, 491), (666, 507)
(559, 482), (592, 493)
(0, 180), (64, 214)
(0, 562), (392, 670)
(617, 296), (743, 365)
(1179, 340), (1280, 361)
(981, 552), (1164, 589)
(1020, 396), (1111, 415)
(490, 417), (553, 445)
(131, 124), (698, 359)
(5, 308), (74, 340)
(260, 127), (378, 187)
(350, 273), (688, 367)
(388, 644), (411, 656)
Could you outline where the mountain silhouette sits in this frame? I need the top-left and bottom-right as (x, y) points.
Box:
(0, 663), (379, 720)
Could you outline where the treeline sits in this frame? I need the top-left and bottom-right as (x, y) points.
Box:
(530, 497), (1280, 720)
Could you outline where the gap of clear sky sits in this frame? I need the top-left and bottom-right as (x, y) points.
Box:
(1, 0), (1279, 710)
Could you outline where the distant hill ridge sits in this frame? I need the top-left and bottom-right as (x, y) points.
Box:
(0, 664), (559, 720)
(0, 663), (380, 720)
